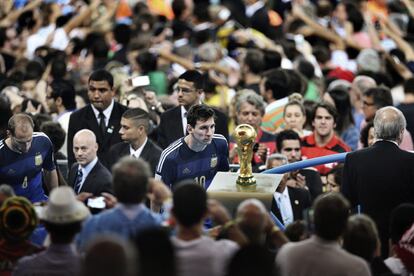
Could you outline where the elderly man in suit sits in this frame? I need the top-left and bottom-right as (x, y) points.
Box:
(271, 170), (311, 227)
(157, 70), (229, 149)
(342, 106), (414, 258)
(68, 129), (112, 196)
(108, 108), (162, 174)
(67, 69), (128, 168)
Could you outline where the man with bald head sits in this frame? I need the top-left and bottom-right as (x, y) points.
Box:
(342, 106), (414, 257)
(0, 113), (58, 202)
(68, 129), (112, 196)
(236, 199), (268, 244)
(236, 199), (289, 248)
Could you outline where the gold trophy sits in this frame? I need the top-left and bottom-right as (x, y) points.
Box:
(207, 124), (281, 214)
(234, 124), (257, 189)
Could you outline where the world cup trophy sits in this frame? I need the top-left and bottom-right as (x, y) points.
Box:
(234, 124), (257, 189)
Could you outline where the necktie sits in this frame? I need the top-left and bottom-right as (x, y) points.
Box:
(99, 111), (106, 135)
(74, 168), (83, 194)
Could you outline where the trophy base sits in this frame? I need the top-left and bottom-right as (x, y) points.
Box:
(236, 183), (257, 192)
(236, 175), (256, 187)
(208, 172), (282, 215)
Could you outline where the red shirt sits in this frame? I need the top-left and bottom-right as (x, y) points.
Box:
(301, 133), (351, 175)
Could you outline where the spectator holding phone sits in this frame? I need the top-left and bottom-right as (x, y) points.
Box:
(76, 157), (162, 251)
(229, 91), (276, 172)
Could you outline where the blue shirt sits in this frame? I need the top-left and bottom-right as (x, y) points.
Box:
(341, 125), (360, 151)
(155, 134), (229, 189)
(76, 204), (161, 251)
(0, 132), (55, 202)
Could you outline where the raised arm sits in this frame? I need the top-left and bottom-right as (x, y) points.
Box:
(63, 0), (102, 35)
(0, 0), (42, 27)
(381, 19), (414, 61)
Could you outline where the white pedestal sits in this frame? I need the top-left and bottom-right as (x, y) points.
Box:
(207, 172), (282, 215)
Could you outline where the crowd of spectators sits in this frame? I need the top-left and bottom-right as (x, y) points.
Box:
(0, 0), (414, 275)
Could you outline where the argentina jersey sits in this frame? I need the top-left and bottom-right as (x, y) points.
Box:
(155, 134), (229, 189)
(0, 132), (55, 202)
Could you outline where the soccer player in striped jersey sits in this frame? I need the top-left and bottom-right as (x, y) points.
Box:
(155, 104), (229, 189)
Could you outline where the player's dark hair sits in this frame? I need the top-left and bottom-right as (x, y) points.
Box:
(186, 104), (215, 128)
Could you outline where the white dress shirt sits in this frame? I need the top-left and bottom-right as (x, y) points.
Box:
(129, 138), (148, 158)
(181, 106), (188, 135)
(91, 100), (114, 128)
(274, 188), (294, 226)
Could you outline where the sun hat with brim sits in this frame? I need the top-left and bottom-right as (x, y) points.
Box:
(0, 196), (38, 241)
(39, 186), (90, 224)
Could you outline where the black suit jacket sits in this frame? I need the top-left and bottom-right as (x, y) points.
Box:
(107, 139), (162, 175)
(67, 102), (128, 169)
(157, 106), (229, 149)
(68, 160), (113, 196)
(342, 141), (414, 257)
(271, 186), (312, 226)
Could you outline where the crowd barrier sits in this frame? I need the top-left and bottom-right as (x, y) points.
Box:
(262, 153), (348, 175)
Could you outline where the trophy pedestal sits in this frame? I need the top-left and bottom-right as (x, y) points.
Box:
(207, 172), (282, 215)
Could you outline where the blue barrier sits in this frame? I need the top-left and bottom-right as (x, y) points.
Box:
(262, 152), (348, 174)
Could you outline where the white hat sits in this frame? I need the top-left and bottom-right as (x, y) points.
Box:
(40, 186), (90, 224)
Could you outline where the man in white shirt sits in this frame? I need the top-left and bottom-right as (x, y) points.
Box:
(271, 171), (311, 227)
(108, 108), (162, 174)
(67, 69), (128, 169)
(46, 79), (76, 157)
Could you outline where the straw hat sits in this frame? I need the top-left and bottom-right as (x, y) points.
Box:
(40, 187), (90, 224)
(0, 196), (38, 241)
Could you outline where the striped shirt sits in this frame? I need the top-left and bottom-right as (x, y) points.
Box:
(0, 132), (55, 202)
(155, 135), (229, 189)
